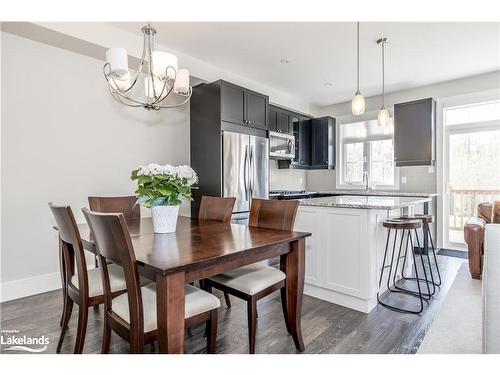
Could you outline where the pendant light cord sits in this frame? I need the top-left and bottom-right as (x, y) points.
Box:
(356, 22), (360, 93)
(382, 40), (385, 107)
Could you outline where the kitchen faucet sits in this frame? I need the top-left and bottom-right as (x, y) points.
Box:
(363, 171), (370, 192)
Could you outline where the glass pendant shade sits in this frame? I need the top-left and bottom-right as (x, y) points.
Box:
(110, 72), (131, 91)
(174, 69), (190, 96)
(144, 76), (165, 98)
(351, 91), (366, 115)
(377, 107), (390, 127)
(106, 48), (128, 75)
(152, 51), (178, 80)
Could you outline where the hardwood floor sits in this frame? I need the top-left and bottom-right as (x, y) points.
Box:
(0, 256), (465, 354)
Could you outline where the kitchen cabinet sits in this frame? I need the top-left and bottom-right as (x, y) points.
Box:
(277, 111), (290, 133)
(220, 80), (269, 130)
(292, 118), (311, 167)
(310, 117), (335, 169)
(269, 107), (278, 132)
(394, 98), (435, 166)
(270, 105), (295, 135)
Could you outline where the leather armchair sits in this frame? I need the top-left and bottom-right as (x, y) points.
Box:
(464, 202), (493, 279)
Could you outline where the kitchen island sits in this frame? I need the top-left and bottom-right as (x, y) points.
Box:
(294, 195), (432, 313)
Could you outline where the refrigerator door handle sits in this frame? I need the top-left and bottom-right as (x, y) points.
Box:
(243, 145), (249, 201)
(249, 145), (255, 195)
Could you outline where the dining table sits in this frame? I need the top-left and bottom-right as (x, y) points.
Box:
(76, 215), (311, 354)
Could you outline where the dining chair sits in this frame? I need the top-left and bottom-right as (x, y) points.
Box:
(198, 196), (236, 308)
(198, 196), (236, 223)
(88, 196), (140, 268)
(48, 203), (128, 354)
(88, 195), (140, 221)
(82, 208), (221, 354)
(203, 198), (299, 353)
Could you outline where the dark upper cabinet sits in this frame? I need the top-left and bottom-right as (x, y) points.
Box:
(246, 91), (268, 129)
(269, 107), (278, 132)
(277, 111), (290, 133)
(310, 117), (334, 169)
(394, 98), (435, 166)
(221, 83), (245, 126)
(292, 118), (311, 167)
(220, 81), (268, 130)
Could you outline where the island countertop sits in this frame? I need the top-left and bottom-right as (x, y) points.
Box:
(297, 195), (432, 210)
(314, 190), (437, 198)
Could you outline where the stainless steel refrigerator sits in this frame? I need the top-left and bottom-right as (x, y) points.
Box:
(222, 131), (269, 221)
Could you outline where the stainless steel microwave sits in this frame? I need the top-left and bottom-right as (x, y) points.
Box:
(269, 131), (295, 160)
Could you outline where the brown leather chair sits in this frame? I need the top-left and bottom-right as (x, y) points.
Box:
(464, 202), (494, 279)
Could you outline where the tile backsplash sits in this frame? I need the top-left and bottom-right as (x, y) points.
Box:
(269, 160), (306, 190)
(270, 164), (436, 193)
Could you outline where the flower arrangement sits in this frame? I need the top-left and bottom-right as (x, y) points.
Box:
(131, 163), (198, 208)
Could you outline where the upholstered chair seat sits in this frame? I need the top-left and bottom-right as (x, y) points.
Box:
(112, 284), (221, 333)
(208, 263), (285, 295)
(71, 264), (127, 297)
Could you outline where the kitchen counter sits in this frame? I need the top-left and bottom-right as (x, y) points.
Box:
(314, 190), (437, 198)
(297, 195), (432, 210)
(295, 194), (431, 313)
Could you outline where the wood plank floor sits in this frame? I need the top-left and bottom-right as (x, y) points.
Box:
(0, 255), (465, 354)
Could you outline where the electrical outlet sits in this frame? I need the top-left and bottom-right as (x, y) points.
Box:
(401, 176), (407, 184)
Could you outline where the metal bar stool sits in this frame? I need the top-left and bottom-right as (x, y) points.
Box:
(399, 214), (442, 291)
(377, 218), (431, 314)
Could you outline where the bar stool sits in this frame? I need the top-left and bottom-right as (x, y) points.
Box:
(398, 214), (442, 290)
(377, 218), (432, 314)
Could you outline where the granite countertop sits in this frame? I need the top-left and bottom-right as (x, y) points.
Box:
(315, 190), (437, 198)
(297, 195), (432, 210)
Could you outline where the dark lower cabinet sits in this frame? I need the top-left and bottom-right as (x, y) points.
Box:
(394, 98), (435, 166)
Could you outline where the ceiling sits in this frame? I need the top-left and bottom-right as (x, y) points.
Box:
(112, 22), (500, 106)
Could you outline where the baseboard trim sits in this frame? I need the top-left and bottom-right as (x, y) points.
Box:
(1, 271), (62, 303)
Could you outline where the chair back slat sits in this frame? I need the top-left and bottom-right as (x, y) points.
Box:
(88, 196), (140, 221)
(82, 208), (144, 336)
(249, 199), (299, 231)
(48, 203), (88, 296)
(198, 196), (236, 223)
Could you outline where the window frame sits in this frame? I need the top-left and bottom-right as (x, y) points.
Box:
(336, 110), (400, 191)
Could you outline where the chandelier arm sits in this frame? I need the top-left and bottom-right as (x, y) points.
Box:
(126, 27), (148, 92)
(105, 73), (149, 106)
(145, 30), (158, 102)
(155, 87), (193, 108)
(151, 66), (177, 105)
(106, 79), (148, 106)
(109, 87), (144, 107)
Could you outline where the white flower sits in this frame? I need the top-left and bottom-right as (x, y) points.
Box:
(135, 163), (197, 185)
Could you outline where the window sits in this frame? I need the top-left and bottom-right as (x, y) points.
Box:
(338, 117), (397, 188)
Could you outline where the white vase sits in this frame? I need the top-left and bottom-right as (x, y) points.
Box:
(151, 205), (180, 233)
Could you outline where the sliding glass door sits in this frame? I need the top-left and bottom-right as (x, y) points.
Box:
(443, 100), (500, 249)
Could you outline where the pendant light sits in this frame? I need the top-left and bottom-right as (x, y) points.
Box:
(351, 22), (365, 116)
(377, 37), (389, 126)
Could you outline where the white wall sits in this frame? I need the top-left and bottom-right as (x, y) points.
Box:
(0, 32), (191, 301)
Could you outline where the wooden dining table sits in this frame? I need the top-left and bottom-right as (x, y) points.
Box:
(77, 216), (311, 354)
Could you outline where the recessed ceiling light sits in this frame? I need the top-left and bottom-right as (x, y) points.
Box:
(324, 82), (333, 87)
(280, 58), (290, 64)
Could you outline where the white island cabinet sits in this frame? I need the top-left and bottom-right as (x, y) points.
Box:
(293, 195), (432, 313)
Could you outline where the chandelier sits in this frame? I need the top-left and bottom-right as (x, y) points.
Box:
(103, 24), (192, 111)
